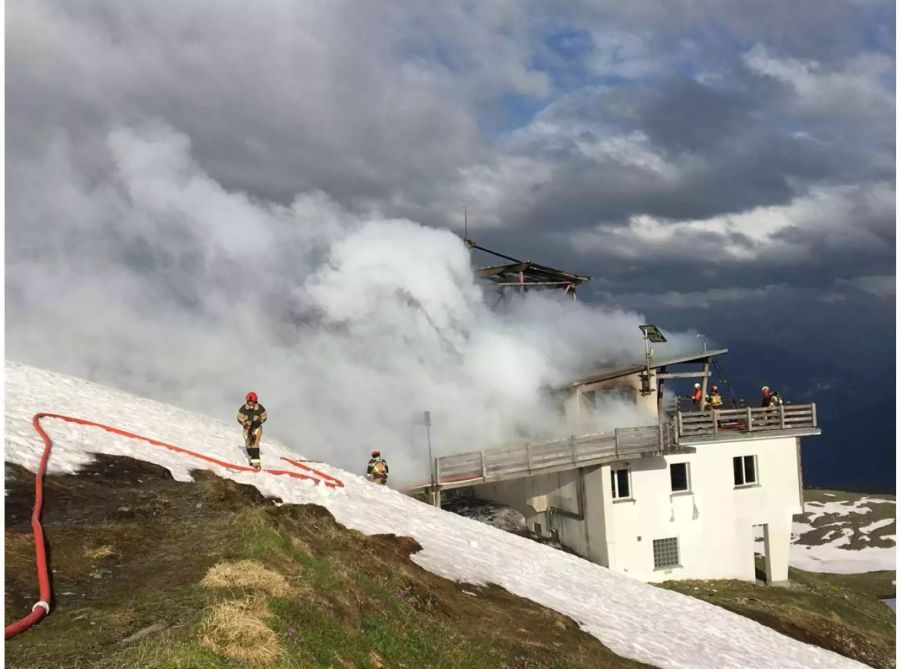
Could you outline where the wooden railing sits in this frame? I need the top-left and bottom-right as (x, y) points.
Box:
(411, 403), (818, 492)
(432, 423), (675, 488)
(675, 403), (818, 438)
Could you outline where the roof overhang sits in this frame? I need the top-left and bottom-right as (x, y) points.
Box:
(568, 348), (729, 389)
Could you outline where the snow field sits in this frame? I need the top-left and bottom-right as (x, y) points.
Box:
(4, 361), (865, 668)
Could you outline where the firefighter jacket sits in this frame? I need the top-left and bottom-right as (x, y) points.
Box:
(761, 392), (782, 408)
(237, 403), (268, 431)
(367, 457), (389, 478)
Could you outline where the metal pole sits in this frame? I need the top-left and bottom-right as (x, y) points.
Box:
(425, 411), (436, 502)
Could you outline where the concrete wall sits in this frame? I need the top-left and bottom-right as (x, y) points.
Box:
(477, 469), (582, 536)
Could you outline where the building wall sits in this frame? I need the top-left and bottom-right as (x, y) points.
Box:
(564, 369), (660, 426)
(464, 434), (803, 584)
(599, 435), (802, 583)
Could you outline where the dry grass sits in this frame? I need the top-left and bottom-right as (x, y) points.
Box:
(5, 532), (35, 570)
(200, 560), (293, 597)
(84, 544), (118, 560)
(107, 609), (138, 627)
(199, 596), (282, 666)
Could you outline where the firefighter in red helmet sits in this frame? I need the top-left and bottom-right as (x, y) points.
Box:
(705, 385), (724, 410)
(366, 449), (389, 485)
(760, 385), (782, 408)
(237, 391), (267, 470)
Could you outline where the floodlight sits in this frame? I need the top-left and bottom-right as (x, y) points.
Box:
(639, 324), (667, 343)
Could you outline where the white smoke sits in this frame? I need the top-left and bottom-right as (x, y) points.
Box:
(6, 123), (698, 485)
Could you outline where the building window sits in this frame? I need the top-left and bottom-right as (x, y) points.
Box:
(670, 462), (690, 492)
(611, 468), (631, 499)
(733, 455), (758, 486)
(653, 537), (680, 569)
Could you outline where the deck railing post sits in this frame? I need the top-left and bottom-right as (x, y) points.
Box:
(677, 411), (683, 438)
(713, 410), (718, 435)
(479, 450), (485, 480)
(746, 406), (753, 432)
(779, 404), (785, 429)
(811, 403), (817, 428)
(527, 443), (533, 472)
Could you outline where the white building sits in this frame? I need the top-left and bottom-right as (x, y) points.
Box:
(424, 349), (819, 585)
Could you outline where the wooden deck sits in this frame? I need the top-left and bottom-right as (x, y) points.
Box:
(408, 403), (818, 493)
(412, 424), (678, 492)
(676, 403), (818, 438)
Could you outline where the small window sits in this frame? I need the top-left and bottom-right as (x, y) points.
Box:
(606, 387), (637, 404)
(733, 455), (758, 486)
(653, 537), (680, 569)
(611, 468), (631, 499)
(670, 462), (690, 492)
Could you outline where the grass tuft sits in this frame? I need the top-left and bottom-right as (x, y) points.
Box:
(84, 544), (118, 560)
(199, 596), (282, 666)
(201, 559), (293, 597)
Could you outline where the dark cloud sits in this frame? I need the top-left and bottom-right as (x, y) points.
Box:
(6, 0), (894, 400)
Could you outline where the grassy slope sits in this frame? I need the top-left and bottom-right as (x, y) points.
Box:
(660, 567), (896, 669)
(5, 456), (648, 669)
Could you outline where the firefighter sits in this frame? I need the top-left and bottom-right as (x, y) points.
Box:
(237, 391), (267, 470)
(366, 449), (389, 485)
(706, 385), (724, 410)
(760, 386), (782, 408)
(690, 383), (703, 410)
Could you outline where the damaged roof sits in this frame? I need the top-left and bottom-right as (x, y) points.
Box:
(568, 348), (729, 387)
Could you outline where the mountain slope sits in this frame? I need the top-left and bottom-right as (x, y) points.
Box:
(4, 361), (866, 668)
(6, 456), (646, 668)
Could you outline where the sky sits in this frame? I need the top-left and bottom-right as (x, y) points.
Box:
(2, 360), (871, 668)
(5, 2), (896, 475)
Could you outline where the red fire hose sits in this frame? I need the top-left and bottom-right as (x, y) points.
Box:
(5, 412), (342, 639)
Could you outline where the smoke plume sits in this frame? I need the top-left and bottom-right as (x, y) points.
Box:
(6, 123), (698, 485)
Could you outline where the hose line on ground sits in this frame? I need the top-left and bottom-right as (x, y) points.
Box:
(5, 412), (343, 639)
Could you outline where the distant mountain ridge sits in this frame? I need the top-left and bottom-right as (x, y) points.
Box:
(704, 340), (894, 493)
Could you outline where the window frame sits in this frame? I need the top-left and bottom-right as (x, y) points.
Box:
(733, 454), (759, 487)
(610, 467), (632, 501)
(669, 462), (691, 493)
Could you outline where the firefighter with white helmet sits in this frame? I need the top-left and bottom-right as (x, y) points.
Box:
(690, 382), (703, 410)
